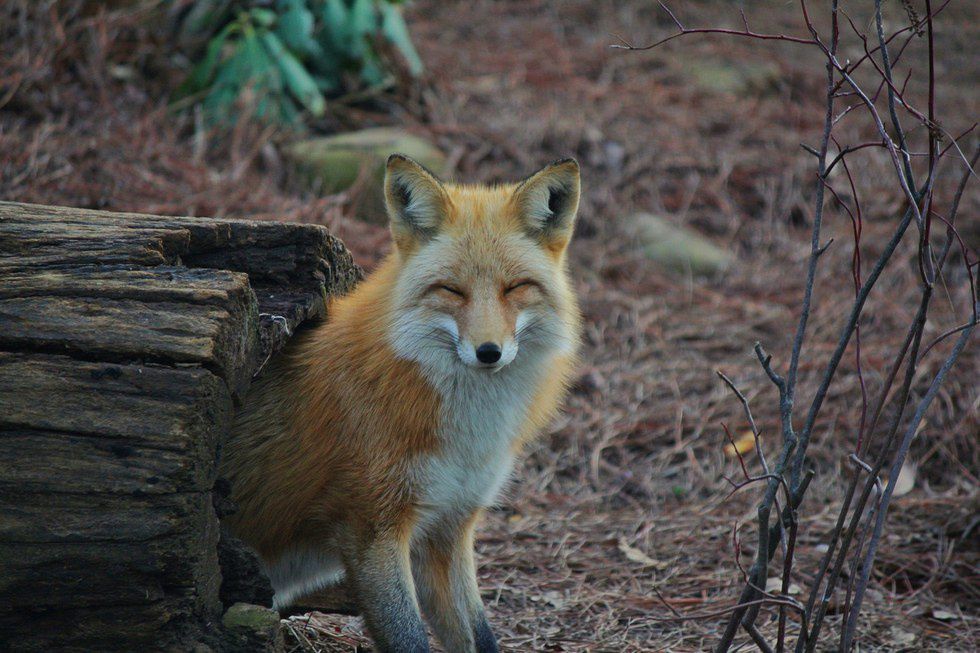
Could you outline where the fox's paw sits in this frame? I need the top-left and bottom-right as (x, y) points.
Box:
(474, 616), (499, 653)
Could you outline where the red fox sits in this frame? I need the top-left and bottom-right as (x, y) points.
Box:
(220, 155), (582, 652)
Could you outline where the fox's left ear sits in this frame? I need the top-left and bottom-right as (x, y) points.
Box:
(511, 158), (580, 253)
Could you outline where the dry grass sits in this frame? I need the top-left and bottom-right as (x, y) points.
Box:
(1, 1), (977, 651)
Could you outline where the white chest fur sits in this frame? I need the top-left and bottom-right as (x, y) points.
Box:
(265, 368), (538, 607)
(414, 357), (545, 532)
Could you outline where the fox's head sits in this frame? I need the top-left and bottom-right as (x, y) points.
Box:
(383, 154), (580, 374)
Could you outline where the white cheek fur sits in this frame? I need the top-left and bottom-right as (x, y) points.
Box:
(432, 313), (460, 341)
(456, 340), (478, 366)
(390, 308), (449, 361)
(497, 339), (518, 368)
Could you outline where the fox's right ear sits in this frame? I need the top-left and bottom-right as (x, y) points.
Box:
(384, 154), (449, 252)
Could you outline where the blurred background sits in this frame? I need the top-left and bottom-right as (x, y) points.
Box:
(1, 1), (977, 650)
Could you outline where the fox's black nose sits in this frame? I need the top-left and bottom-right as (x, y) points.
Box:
(476, 342), (502, 364)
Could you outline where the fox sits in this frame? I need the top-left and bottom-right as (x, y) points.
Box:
(219, 154), (582, 653)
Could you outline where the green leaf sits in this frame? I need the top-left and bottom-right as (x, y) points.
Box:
(175, 21), (238, 98)
(177, 0), (424, 126)
(347, 0), (377, 59)
(359, 52), (386, 87)
(202, 74), (239, 121)
(379, 2), (423, 76)
(279, 94), (302, 124)
(261, 30), (327, 117)
(275, 0), (323, 58)
(179, 0), (235, 39)
(198, 24), (264, 122)
(240, 26), (277, 86)
(319, 0), (351, 52)
(349, 0), (377, 34)
(249, 7), (278, 28)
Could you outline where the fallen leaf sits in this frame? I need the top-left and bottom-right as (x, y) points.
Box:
(618, 538), (667, 569)
(724, 430), (757, 458)
(542, 591), (566, 608)
(890, 628), (916, 645)
(884, 460), (917, 497)
(765, 578), (801, 595)
(932, 609), (958, 621)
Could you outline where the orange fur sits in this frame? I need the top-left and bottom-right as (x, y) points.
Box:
(222, 262), (442, 558)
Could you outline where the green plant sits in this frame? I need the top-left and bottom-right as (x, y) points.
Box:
(174, 0), (423, 125)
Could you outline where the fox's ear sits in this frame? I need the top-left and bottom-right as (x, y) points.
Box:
(511, 158), (580, 252)
(384, 154), (449, 251)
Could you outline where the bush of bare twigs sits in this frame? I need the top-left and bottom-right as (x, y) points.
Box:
(616, 1), (978, 650)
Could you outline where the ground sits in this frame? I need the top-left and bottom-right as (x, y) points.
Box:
(1, 1), (977, 651)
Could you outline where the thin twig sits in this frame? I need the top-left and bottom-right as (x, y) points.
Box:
(609, 2), (814, 52)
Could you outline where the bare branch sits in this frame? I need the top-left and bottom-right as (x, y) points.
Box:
(609, 2), (814, 52)
(717, 371), (769, 474)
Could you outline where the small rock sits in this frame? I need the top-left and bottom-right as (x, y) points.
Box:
(681, 59), (781, 96)
(222, 602), (284, 653)
(624, 213), (733, 276)
(285, 127), (446, 224)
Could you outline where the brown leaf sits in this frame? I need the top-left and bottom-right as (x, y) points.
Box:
(618, 537), (668, 569)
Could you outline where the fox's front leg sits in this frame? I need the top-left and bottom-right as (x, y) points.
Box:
(342, 533), (430, 653)
(412, 512), (499, 653)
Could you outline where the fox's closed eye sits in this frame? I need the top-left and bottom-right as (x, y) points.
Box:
(431, 283), (466, 297)
(505, 280), (539, 294)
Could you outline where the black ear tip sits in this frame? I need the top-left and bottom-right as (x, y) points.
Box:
(386, 153), (411, 167)
(551, 157), (579, 171)
(386, 154), (445, 182)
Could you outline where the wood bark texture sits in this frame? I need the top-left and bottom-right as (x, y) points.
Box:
(0, 201), (360, 652)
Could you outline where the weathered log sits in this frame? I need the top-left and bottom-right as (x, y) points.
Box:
(0, 201), (360, 652)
